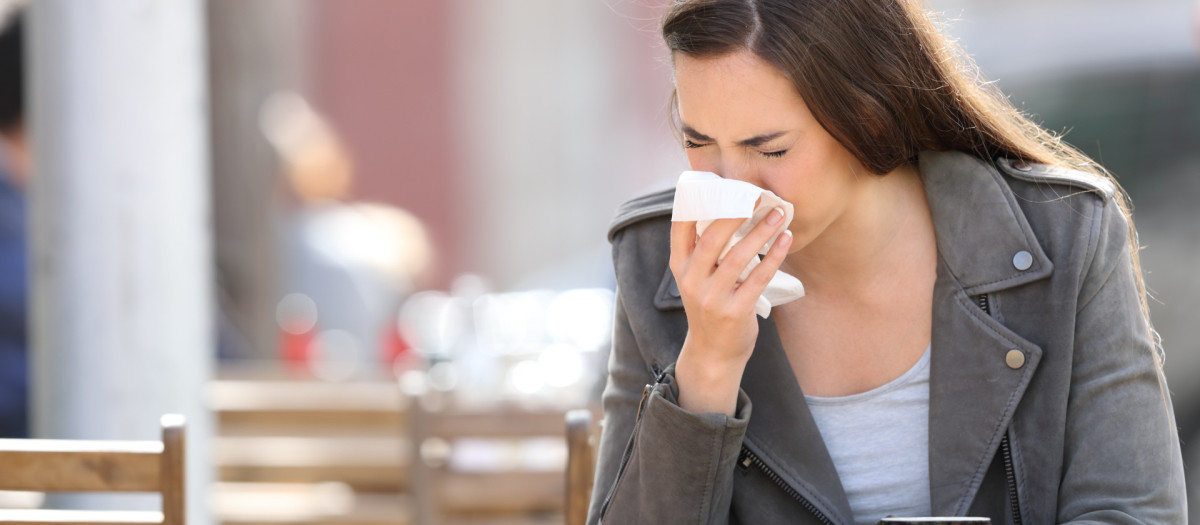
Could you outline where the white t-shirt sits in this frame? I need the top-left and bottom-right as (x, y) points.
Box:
(805, 346), (932, 525)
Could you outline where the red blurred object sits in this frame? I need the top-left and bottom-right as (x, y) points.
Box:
(280, 325), (316, 373)
(382, 319), (413, 373)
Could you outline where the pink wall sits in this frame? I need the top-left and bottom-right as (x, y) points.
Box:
(308, 0), (460, 289)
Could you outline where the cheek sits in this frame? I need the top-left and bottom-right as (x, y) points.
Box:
(761, 160), (839, 222)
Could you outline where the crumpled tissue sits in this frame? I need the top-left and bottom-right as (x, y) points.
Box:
(671, 171), (805, 318)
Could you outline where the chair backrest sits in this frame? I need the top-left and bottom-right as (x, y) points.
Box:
(0, 414), (186, 525)
(564, 409), (595, 525)
(207, 378), (410, 525)
(409, 396), (574, 525)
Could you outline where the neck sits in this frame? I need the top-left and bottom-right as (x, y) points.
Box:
(780, 163), (936, 300)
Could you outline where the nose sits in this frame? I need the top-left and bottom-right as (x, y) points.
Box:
(718, 159), (758, 187)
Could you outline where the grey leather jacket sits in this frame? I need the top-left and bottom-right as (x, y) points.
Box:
(588, 151), (1185, 524)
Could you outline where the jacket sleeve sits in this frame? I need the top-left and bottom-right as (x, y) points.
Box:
(1057, 198), (1186, 523)
(586, 283), (752, 524)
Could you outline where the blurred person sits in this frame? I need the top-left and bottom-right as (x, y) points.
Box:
(591, 1), (1184, 524)
(0, 4), (26, 438)
(260, 92), (433, 377)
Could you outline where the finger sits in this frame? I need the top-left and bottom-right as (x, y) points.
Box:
(690, 217), (746, 271)
(713, 208), (786, 283)
(669, 220), (697, 274)
(735, 229), (792, 303)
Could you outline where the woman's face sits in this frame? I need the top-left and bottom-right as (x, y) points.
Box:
(674, 51), (871, 254)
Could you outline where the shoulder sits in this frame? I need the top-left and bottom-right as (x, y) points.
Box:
(605, 188), (681, 311)
(994, 157), (1131, 290)
(607, 188), (674, 243)
(993, 156), (1124, 249)
(994, 157), (1115, 201)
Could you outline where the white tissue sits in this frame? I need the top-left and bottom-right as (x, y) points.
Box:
(671, 171), (806, 318)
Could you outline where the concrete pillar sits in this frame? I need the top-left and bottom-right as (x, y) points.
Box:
(27, 1), (212, 522)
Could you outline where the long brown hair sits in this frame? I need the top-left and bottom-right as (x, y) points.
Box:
(661, 0), (1156, 345)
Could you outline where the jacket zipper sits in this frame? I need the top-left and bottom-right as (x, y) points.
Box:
(597, 382), (653, 521)
(976, 293), (991, 314)
(1000, 435), (1022, 525)
(738, 446), (833, 525)
(976, 293), (1023, 525)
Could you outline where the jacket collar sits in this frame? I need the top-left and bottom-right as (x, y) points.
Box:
(917, 150), (1053, 293)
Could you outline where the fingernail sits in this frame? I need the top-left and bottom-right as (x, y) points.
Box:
(767, 208), (784, 225)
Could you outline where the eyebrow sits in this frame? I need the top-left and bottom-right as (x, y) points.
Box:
(681, 123), (787, 148)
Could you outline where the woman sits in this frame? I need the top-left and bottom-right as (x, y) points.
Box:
(588, 0), (1185, 524)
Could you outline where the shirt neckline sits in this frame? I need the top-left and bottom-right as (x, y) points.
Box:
(805, 344), (931, 406)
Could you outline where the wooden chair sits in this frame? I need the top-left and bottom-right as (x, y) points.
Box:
(564, 410), (595, 525)
(0, 414), (186, 525)
(410, 397), (576, 525)
(207, 378), (410, 524)
(207, 378), (410, 525)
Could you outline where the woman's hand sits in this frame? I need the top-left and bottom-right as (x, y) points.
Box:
(669, 208), (792, 416)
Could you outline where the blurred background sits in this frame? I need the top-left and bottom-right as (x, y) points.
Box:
(0, 0), (1197, 524)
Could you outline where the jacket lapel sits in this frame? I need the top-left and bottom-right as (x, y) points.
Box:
(742, 316), (855, 524)
(919, 151), (1050, 515)
(927, 264), (1043, 515)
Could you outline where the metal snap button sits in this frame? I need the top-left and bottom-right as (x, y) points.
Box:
(1013, 250), (1033, 271)
(1006, 349), (1026, 369)
(1012, 159), (1032, 171)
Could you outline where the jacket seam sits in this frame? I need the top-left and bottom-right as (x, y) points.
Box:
(965, 270), (1041, 291)
(603, 430), (638, 522)
(699, 425), (719, 523)
(1075, 199), (1109, 312)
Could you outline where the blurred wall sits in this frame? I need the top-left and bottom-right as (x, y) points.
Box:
(307, 0), (461, 288)
(304, 1), (683, 292)
(450, 1), (682, 291)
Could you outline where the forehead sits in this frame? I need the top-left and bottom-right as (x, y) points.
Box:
(673, 51), (812, 136)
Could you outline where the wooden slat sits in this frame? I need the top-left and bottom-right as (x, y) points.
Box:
(564, 410), (593, 525)
(218, 465), (406, 492)
(216, 437), (406, 467)
(208, 381), (406, 413)
(436, 516), (560, 525)
(216, 436), (407, 490)
(160, 415), (185, 525)
(217, 411), (406, 438)
(212, 483), (410, 525)
(0, 443), (162, 492)
(0, 509), (163, 525)
(424, 411), (567, 439)
(210, 381), (407, 436)
(435, 471), (563, 514)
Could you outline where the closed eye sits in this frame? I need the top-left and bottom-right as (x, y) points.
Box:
(684, 139), (706, 149)
(760, 149), (788, 158)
